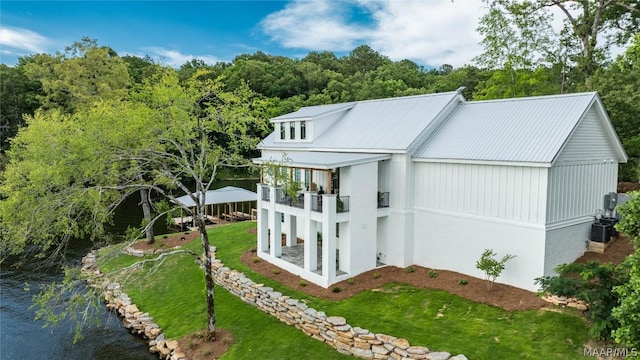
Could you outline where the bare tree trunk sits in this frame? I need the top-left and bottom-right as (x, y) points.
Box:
(197, 217), (216, 339)
(139, 188), (155, 244)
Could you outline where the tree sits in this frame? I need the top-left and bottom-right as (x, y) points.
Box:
(613, 191), (640, 347)
(0, 68), (268, 339)
(475, 249), (515, 290)
(482, 0), (640, 85)
(22, 37), (131, 113)
(591, 34), (640, 181)
(0, 63), (42, 153)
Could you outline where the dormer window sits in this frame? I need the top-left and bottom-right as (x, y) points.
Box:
(301, 121), (306, 140)
(279, 122), (285, 140)
(290, 121), (296, 139)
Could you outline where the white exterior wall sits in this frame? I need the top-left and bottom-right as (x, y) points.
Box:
(546, 162), (618, 224)
(413, 210), (545, 291)
(381, 154), (415, 268)
(411, 161), (549, 291)
(544, 221), (591, 275)
(340, 162), (379, 276)
(414, 162), (548, 224)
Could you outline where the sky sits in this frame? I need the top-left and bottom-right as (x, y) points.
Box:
(0, 0), (492, 68)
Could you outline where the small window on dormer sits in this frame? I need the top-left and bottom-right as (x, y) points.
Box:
(301, 121), (306, 140)
(279, 122), (285, 140)
(290, 121), (296, 139)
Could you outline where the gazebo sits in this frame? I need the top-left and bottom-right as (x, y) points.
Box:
(172, 186), (257, 229)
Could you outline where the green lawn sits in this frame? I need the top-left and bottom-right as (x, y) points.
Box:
(99, 222), (590, 359)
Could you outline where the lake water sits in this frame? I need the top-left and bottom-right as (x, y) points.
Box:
(0, 179), (257, 359)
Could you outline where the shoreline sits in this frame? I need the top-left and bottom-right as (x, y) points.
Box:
(81, 250), (187, 360)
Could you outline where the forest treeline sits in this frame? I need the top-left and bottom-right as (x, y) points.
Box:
(2, 1), (639, 180)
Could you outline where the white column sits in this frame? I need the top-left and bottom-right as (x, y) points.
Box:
(303, 192), (317, 271)
(285, 215), (297, 247)
(256, 184), (269, 253)
(268, 186), (282, 257)
(322, 195), (337, 282)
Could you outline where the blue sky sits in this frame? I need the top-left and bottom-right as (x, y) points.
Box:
(0, 1), (491, 68)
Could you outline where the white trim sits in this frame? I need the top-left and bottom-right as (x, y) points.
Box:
(412, 157), (551, 168)
(253, 152), (392, 170)
(414, 206), (546, 230)
(545, 216), (594, 231)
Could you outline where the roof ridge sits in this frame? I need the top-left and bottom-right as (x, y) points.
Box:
(467, 92), (596, 105)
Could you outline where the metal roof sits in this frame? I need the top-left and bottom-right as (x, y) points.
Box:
(253, 151), (391, 170)
(259, 92), (461, 151)
(414, 92), (599, 163)
(271, 103), (355, 121)
(174, 186), (257, 208)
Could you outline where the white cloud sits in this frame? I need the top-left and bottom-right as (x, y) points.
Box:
(142, 47), (223, 67)
(0, 26), (49, 54)
(260, 0), (489, 67)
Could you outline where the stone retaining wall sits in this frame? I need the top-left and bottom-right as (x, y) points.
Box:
(209, 248), (467, 360)
(84, 245), (468, 360)
(82, 251), (187, 360)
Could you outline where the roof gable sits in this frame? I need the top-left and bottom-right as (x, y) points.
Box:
(414, 92), (624, 164)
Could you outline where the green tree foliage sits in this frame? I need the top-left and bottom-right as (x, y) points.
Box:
(483, 0), (640, 82)
(591, 34), (640, 182)
(22, 37), (131, 113)
(121, 55), (162, 83)
(613, 191), (640, 347)
(0, 63), (42, 152)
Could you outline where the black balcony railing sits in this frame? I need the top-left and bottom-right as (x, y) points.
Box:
(337, 196), (349, 213)
(377, 192), (390, 208)
(275, 188), (304, 208)
(261, 186), (270, 201)
(311, 194), (322, 212)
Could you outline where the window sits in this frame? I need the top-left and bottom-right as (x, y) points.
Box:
(300, 121), (306, 140)
(294, 169), (301, 183)
(290, 121), (296, 139)
(279, 122), (285, 140)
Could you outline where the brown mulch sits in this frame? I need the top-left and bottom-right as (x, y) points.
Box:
(574, 234), (634, 265)
(242, 249), (547, 311)
(176, 329), (233, 360)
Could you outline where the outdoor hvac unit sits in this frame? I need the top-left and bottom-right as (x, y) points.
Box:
(604, 192), (618, 211)
(590, 223), (611, 243)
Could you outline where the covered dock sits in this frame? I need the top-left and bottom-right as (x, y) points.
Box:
(172, 186), (257, 229)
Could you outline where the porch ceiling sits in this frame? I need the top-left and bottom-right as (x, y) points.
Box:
(253, 152), (391, 170)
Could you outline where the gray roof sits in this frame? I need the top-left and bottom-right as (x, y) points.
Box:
(414, 92), (600, 163)
(174, 186), (256, 208)
(260, 92), (461, 152)
(253, 152), (391, 170)
(271, 103), (355, 121)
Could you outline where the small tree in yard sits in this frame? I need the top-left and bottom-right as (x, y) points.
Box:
(476, 249), (515, 290)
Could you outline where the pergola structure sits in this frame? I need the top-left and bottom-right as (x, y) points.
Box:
(172, 186), (257, 229)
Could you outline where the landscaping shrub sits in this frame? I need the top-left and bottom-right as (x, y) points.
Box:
(373, 272), (381, 279)
(347, 278), (355, 285)
(536, 261), (629, 341)
(428, 269), (438, 278)
(476, 249), (515, 290)
(406, 266), (415, 273)
(458, 279), (468, 285)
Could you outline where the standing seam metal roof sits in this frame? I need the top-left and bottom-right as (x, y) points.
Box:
(259, 92), (460, 151)
(414, 93), (598, 163)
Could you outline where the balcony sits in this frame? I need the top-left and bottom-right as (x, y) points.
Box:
(377, 192), (390, 208)
(262, 186), (270, 201)
(275, 188), (304, 209)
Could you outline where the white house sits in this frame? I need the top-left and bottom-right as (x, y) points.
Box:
(252, 89), (627, 291)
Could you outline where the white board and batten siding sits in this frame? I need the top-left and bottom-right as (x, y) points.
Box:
(547, 107), (619, 225)
(414, 162), (548, 225)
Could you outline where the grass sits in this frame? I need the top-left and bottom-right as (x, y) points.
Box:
(100, 222), (590, 359)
